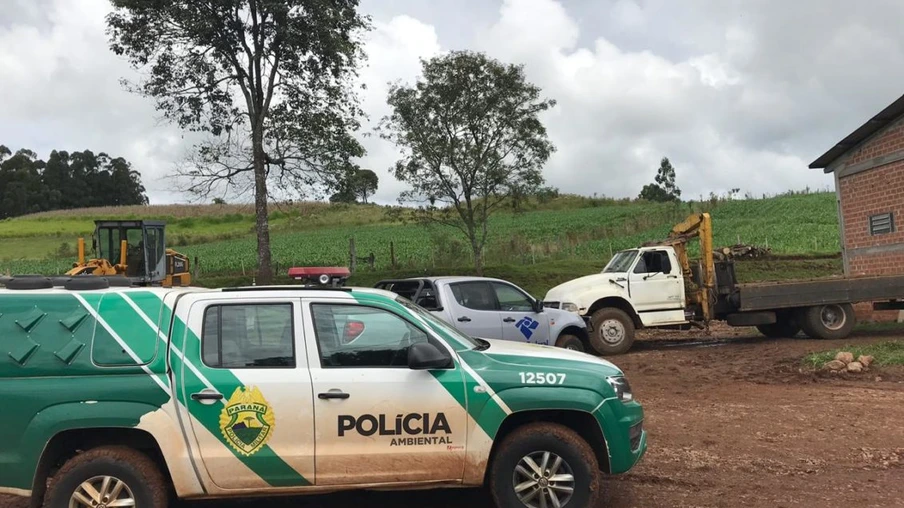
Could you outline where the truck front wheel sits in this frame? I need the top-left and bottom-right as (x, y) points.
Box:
(798, 303), (856, 340)
(488, 422), (599, 508)
(43, 446), (168, 508)
(589, 308), (635, 355)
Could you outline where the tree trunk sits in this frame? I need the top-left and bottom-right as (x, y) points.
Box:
(252, 130), (273, 284)
(470, 239), (484, 276)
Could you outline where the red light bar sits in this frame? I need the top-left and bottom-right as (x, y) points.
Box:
(288, 267), (351, 279)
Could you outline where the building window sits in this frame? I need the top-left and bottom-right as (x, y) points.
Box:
(869, 212), (895, 236)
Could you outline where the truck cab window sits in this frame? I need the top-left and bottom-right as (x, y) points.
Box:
(202, 304), (295, 368)
(311, 304), (430, 368)
(635, 250), (672, 275)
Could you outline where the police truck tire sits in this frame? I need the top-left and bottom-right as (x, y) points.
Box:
(589, 308), (635, 355)
(43, 446), (169, 508)
(798, 303), (856, 340)
(489, 422), (599, 508)
(555, 333), (585, 352)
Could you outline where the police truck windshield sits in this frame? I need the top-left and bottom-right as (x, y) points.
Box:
(396, 296), (482, 348)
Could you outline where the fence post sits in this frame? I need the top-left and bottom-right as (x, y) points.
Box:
(390, 241), (397, 270)
(349, 237), (357, 274)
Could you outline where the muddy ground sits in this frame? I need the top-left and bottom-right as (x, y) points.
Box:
(4, 326), (903, 508)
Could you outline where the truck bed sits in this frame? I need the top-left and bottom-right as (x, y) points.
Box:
(736, 274), (904, 312)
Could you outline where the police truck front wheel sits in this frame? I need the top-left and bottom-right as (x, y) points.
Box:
(43, 446), (169, 508)
(489, 422), (599, 508)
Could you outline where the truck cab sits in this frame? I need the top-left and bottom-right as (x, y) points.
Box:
(545, 246), (691, 355)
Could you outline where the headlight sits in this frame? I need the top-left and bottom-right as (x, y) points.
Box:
(607, 376), (633, 403)
(561, 302), (579, 313)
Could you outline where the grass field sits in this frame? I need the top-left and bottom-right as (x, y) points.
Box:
(0, 191), (841, 284)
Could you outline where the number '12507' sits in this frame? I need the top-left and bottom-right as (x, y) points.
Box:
(519, 372), (566, 385)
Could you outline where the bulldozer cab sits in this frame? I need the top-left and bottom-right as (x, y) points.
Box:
(93, 220), (166, 283)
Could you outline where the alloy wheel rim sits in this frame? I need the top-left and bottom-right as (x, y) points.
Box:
(513, 450), (576, 508)
(69, 475), (135, 508)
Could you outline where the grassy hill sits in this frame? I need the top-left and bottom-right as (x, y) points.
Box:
(0, 191), (843, 294)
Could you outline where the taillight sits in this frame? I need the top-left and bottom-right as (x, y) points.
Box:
(343, 320), (365, 343)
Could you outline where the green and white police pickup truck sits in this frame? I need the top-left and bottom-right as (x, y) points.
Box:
(0, 275), (645, 508)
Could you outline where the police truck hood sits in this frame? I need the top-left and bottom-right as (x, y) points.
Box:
(479, 337), (622, 375)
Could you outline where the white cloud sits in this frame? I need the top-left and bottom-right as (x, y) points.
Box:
(2, 0), (903, 206)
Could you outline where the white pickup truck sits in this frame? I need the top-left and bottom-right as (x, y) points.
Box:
(375, 276), (591, 352)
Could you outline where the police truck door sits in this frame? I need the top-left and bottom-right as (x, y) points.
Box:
(174, 294), (316, 491)
(303, 297), (468, 486)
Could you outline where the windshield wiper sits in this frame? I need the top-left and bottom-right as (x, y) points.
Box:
(473, 338), (491, 351)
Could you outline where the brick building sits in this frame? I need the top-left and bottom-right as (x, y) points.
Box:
(810, 93), (904, 320)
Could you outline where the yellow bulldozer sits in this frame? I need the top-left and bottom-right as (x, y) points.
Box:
(67, 220), (191, 287)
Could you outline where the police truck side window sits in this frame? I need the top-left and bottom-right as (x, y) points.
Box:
(311, 304), (430, 368)
(201, 304), (295, 368)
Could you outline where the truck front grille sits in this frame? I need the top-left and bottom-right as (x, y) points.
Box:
(629, 421), (643, 452)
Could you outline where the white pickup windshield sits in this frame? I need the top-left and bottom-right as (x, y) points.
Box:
(603, 250), (638, 273)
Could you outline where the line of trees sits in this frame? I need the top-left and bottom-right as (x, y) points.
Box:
(0, 145), (148, 219)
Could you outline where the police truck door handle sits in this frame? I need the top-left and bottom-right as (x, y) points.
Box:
(458, 316), (471, 322)
(190, 389), (223, 403)
(318, 391), (350, 400)
(503, 317), (516, 323)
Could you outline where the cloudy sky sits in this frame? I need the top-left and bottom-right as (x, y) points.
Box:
(2, 0), (904, 205)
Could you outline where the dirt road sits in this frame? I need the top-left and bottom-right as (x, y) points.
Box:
(4, 329), (903, 508)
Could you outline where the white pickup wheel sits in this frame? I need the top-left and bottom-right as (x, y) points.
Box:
(555, 333), (585, 352)
(588, 308), (635, 355)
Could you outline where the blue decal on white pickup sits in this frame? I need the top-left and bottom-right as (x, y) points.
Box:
(515, 317), (540, 339)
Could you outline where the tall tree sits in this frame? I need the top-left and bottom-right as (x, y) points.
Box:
(379, 51), (556, 274)
(106, 0), (371, 283)
(639, 156), (681, 202)
(329, 167), (378, 203)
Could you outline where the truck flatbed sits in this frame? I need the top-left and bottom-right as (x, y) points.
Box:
(737, 274), (904, 312)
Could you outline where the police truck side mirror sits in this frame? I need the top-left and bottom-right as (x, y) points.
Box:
(408, 342), (453, 370)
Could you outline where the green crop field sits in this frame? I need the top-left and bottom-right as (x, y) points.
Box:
(0, 191), (841, 284)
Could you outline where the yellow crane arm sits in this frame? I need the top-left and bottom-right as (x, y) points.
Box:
(666, 213), (716, 322)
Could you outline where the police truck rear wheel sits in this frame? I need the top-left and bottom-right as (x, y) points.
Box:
(555, 333), (585, 352)
(589, 308), (635, 355)
(489, 422), (599, 508)
(43, 446), (168, 508)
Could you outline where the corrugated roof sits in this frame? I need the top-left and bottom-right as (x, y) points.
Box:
(809, 92), (904, 172)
